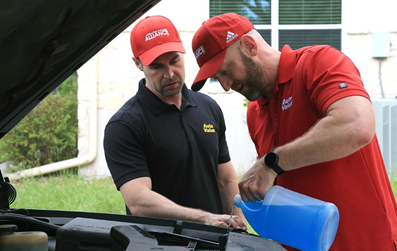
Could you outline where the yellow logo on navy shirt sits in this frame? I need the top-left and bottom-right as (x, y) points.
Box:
(203, 124), (215, 133)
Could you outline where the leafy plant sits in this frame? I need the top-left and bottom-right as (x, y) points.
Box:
(57, 72), (78, 95)
(0, 74), (78, 172)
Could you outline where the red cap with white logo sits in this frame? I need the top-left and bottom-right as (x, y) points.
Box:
(191, 13), (254, 91)
(130, 15), (185, 65)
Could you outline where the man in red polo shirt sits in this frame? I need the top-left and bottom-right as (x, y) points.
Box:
(190, 13), (397, 250)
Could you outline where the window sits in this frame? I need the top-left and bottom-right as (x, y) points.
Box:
(210, 0), (342, 50)
(279, 1), (341, 25)
(210, 0), (271, 25)
(279, 29), (341, 50)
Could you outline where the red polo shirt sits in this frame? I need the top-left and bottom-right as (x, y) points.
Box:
(247, 45), (397, 250)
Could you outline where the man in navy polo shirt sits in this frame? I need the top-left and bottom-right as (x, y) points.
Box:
(103, 15), (246, 230)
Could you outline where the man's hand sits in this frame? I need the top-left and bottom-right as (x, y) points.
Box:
(238, 157), (277, 202)
(199, 213), (247, 230)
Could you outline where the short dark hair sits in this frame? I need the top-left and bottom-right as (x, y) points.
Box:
(136, 57), (143, 67)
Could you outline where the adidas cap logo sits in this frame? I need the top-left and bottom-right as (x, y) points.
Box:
(226, 31), (238, 43)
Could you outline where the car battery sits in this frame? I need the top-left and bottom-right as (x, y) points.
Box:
(55, 217), (136, 251)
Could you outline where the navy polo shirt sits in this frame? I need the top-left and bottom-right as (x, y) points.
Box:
(104, 79), (230, 214)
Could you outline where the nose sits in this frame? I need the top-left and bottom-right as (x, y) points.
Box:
(218, 77), (233, 92)
(164, 65), (174, 79)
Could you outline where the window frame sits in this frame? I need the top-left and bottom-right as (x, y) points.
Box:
(206, 0), (346, 89)
(208, 0), (345, 50)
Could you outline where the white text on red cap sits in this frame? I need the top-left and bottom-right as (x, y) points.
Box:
(194, 45), (205, 60)
(145, 28), (169, 41)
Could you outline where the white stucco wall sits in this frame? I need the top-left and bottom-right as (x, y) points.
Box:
(342, 0), (397, 99)
(78, 0), (397, 179)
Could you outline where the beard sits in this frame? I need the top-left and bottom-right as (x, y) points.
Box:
(158, 77), (183, 97)
(232, 50), (266, 101)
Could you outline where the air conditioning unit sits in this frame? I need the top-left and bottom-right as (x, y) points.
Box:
(372, 98), (397, 176)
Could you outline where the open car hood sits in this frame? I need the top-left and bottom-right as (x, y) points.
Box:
(0, 0), (160, 138)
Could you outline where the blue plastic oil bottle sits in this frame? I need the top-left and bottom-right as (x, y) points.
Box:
(234, 185), (339, 251)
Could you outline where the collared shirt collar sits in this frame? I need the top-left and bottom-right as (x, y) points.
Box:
(277, 45), (297, 84)
(136, 79), (197, 115)
(256, 45), (297, 107)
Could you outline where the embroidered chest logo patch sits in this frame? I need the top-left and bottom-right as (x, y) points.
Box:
(281, 96), (293, 111)
(203, 124), (215, 133)
(339, 83), (348, 89)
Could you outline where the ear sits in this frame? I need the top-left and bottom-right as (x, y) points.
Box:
(132, 57), (143, 71)
(240, 35), (257, 56)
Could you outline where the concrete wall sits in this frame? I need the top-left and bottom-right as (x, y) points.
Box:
(78, 0), (397, 179)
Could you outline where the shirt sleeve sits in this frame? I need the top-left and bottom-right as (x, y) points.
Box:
(103, 121), (150, 190)
(214, 101), (231, 164)
(301, 46), (370, 116)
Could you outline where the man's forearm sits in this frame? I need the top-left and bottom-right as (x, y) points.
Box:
(126, 190), (245, 229)
(126, 189), (210, 222)
(276, 96), (375, 172)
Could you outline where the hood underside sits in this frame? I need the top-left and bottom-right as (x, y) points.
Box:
(0, 0), (160, 138)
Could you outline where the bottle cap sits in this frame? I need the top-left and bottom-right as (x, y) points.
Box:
(0, 224), (17, 233)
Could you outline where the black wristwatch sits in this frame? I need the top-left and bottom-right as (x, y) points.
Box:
(264, 151), (285, 175)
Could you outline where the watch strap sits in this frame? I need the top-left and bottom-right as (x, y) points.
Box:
(270, 162), (285, 175)
(264, 151), (285, 175)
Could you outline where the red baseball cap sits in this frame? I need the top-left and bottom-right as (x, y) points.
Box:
(191, 13), (254, 92)
(130, 15), (186, 65)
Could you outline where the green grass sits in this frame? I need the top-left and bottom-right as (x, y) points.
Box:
(391, 178), (397, 196)
(11, 175), (125, 214)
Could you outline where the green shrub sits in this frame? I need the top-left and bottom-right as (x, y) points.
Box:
(0, 76), (78, 172)
(58, 72), (78, 96)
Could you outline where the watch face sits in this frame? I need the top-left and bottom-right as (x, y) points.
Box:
(265, 151), (285, 175)
(265, 151), (278, 165)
